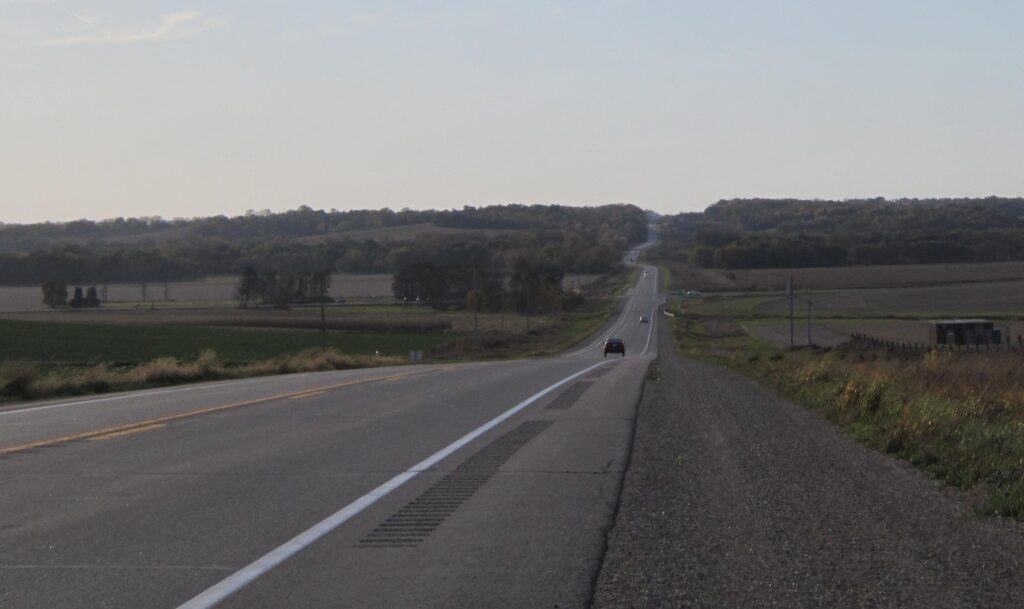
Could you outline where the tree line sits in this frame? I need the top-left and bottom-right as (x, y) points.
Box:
(659, 198), (1024, 269)
(389, 239), (583, 314)
(0, 204), (646, 286)
(236, 267), (331, 310)
(0, 204), (646, 253)
(225, 235), (607, 314)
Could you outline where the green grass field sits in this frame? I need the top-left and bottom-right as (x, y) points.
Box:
(0, 319), (452, 365)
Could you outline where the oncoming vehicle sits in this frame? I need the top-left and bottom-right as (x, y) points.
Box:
(603, 337), (625, 357)
(639, 315), (649, 323)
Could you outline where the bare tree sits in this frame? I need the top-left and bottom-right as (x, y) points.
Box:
(41, 280), (68, 308)
(237, 266), (259, 308)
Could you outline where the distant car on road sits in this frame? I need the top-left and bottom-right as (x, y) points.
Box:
(603, 337), (625, 357)
(686, 290), (703, 298)
(639, 315), (649, 323)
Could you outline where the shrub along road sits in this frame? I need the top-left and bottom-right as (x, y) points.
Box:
(592, 318), (1024, 608)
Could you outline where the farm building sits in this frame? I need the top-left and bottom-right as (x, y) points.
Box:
(930, 319), (1001, 346)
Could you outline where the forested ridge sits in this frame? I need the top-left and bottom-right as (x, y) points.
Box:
(660, 197), (1024, 269)
(0, 204), (647, 286)
(0, 205), (639, 252)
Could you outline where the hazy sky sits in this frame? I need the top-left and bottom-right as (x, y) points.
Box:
(2, 1), (1023, 223)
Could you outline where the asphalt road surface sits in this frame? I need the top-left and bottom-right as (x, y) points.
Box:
(0, 256), (660, 609)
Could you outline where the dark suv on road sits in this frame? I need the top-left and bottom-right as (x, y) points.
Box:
(603, 337), (625, 357)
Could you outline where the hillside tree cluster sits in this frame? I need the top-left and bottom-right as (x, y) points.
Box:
(659, 198), (1024, 269)
(0, 204), (647, 288)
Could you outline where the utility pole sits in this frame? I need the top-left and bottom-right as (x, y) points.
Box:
(807, 298), (812, 347)
(472, 267), (479, 335)
(524, 286), (532, 333)
(320, 295), (327, 347)
(788, 275), (794, 347)
(318, 272), (328, 349)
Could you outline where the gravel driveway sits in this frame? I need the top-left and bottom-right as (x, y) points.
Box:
(591, 320), (1024, 608)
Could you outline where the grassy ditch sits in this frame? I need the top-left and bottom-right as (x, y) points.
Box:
(0, 348), (406, 403)
(673, 308), (1024, 519)
(0, 319), (444, 403)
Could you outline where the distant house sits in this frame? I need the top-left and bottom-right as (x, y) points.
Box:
(930, 319), (1000, 346)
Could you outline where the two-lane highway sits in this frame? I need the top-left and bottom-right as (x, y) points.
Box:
(1, 259), (660, 608)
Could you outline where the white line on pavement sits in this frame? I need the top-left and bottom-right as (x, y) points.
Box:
(576, 265), (651, 355)
(641, 266), (658, 355)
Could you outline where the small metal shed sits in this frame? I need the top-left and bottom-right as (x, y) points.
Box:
(930, 319), (997, 346)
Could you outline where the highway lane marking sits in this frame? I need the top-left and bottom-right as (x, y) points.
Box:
(0, 363), (483, 418)
(0, 373), (320, 419)
(0, 369), (441, 457)
(88, 423), (166, 441)
(574, 262), (657, 356)
(174, 359), (611, 609)
(289, 390), (326, 400)
(641, 266), (658, 355)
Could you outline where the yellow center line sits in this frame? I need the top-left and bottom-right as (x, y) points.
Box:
(0, 367), (445, 456)
(89, 423), (166, 441)
(289, 390), (326, 400)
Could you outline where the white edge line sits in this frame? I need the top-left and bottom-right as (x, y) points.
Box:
(641, 267), (657, 355)
(575, 263), (650, 354)
(175, 359), (610, 609)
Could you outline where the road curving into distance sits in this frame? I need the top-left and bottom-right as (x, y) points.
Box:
(0, 245), (660, 608)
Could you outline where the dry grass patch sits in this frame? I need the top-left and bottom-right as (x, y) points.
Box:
(754, 343), (1024, 517)
(0, 348), (403, 403)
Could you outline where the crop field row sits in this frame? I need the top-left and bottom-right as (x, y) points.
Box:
(0, 274), (397, 311)
(0, 306), (448, 329)
(0, 319), (451, 365)
(680, 276), (1024, 349)
(0, 303), (568, 336)
(663, 259), (1024, 293)
(753, 280), (1024, 317)
(0, 273), (602, 312)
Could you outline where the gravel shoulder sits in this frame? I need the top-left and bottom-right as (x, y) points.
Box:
(591, 318), (1024, 608)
